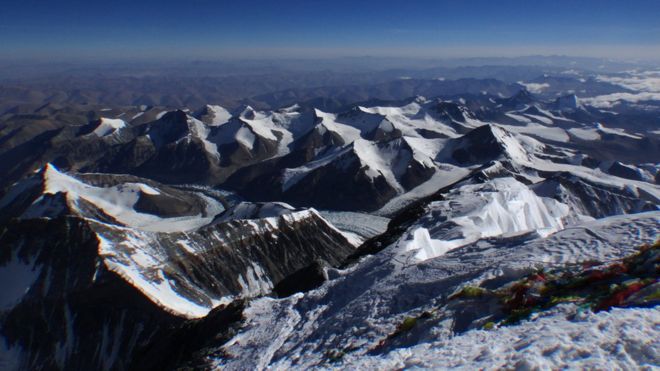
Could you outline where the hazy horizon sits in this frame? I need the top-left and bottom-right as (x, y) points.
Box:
(2, 0), (659, 61)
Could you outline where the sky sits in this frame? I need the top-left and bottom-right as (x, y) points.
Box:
(1, 0), (659, 61)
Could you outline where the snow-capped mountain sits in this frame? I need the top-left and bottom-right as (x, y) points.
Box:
(0, 165), (355, 369)
(1, 87), (658, 370)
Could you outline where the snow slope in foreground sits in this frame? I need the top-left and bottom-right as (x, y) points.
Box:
(348, 305), (659, 369)
(215, 211), (659, 370)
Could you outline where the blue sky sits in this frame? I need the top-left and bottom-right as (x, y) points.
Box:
(1, 0), (659, 60)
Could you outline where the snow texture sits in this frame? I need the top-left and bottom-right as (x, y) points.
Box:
(92, 118), (126, 137)
(405, 177), (570, 261)
(215, 211), (659, 370)
(26, 164), (224, 232)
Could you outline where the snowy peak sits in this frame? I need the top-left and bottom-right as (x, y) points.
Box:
(336, 106), (390, 134)
(297, 122), (349, 149)
(236, 104), (257, 120)
(369, 118), (401, 141)
(501, 88), (536, 109)
(274, 136), (436, 211)
(208, 118), (261, 150)
(95, 117), (127, 137)
(0, 187), (355, 369)
(142, 109), (191, 147)
(406, 177), (570, 261)
(0, 163), (73, 222)
(431, 101), (471, 123)
(76, 117), (127, 138)
(92, 205), (353, 318)
(1, 163), (225, 232)
(195, 104), (232, 126)
(602, 161), (657, 183)
(532, 172), (659, 219)
(440, 124), (533, 166)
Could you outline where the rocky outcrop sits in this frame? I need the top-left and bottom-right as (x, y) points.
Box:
(532, 173), (659, 218)
(0, 165), (355, 370)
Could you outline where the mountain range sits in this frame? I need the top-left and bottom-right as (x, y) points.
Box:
(0, 76), (659, 369)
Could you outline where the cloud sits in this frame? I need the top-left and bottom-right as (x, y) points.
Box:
(596, 71), (660, 93)
(581, 92), (660, 108)
(517, 82), (550, 93)
(580, 70), (660, 108)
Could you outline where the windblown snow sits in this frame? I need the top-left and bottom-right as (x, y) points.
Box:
(406, 177), (570, 261)
(215, 211), (660, 370)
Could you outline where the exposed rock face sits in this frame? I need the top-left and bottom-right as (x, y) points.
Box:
(0, 211), (354, 369)
(439, 124), (532, 166)
(1, 89), (659, 370)
(532, 173), (659, 218)
(273, 261), (329, 298)
(605, 161), (645, 182)
(450, 130), (504, 164)
(554, 94), (581, 111)
(92, 209), (355, 311)
(228, 136), (436, 212)
(0, 216), (179, 371)
(501, 88), (535, 109)
(0, 166), (355, 370)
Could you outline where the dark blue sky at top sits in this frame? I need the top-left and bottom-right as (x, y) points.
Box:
(1, 0), (659, 60)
